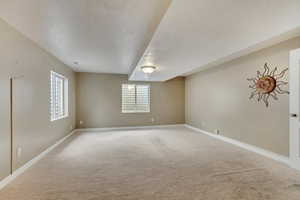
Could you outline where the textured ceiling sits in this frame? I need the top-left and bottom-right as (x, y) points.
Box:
(130, 0), (300, 81)
(0, 0), (300, 81)
(0, 0), (171, 74)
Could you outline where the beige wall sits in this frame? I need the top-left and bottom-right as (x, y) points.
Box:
(76, 73), (185, 128)
(0, 19), (76, 180)
(186, 37), (300, 156)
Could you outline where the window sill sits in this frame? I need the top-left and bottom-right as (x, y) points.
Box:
(121, 111), (150, 114)
(51, 115), (69, 122)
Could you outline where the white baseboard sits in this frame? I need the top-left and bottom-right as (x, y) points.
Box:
(184, 124), (290, 166)
(0, 130), (77, 191)
(76, 124), (185, 132)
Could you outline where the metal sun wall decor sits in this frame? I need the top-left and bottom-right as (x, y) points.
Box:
(247, 63), (289, 107)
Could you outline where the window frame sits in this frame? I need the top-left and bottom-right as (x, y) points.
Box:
(50, 71), (69, 121)
(121, 84), (151, 114)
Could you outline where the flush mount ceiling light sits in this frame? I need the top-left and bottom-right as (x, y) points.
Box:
(141, 65), (156, 74)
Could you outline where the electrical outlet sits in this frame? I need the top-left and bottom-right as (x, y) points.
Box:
(151, 117), (155, 123)
(17, 147), (22, 158)
(79, 121), (84, 125)
(215, 129), (220, 135)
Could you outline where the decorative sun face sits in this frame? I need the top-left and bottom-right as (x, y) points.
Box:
(247, 63), (289, 107)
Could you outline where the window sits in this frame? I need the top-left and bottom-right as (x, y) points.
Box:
(122, 84), (150, 113)
(50, 71), (68, 121)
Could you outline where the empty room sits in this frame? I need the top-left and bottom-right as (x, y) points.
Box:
(1, 0), (300, 199)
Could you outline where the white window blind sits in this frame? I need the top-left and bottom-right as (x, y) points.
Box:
(50, 71), (68, 121)
(122, 84), (150, 113)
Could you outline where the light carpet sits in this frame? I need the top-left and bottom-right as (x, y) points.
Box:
(1, 126), (300, 200)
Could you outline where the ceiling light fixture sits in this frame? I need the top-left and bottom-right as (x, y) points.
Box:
(141, 65), (156, 74)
